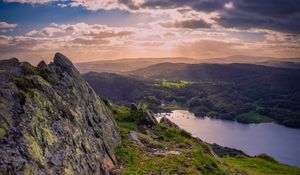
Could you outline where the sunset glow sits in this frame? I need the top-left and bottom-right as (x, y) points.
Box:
(1, 0), (300, 63)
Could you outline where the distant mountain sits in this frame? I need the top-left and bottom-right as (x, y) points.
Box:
(76, 55), (300, 74)
(199, 55), (275, 64)
(200, 55), (300, 64)
(130, 62), (300, 84)
(257, 61), (300, 69)
(75, 57), (198, 73)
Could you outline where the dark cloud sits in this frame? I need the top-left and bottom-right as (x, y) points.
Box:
(120, 0), (300, 34)
(232, 0), (300, 18)
(139, 0), (228, 12)
(216, 0), (300, 34)
(192, 0), (229, 12)
(160, 19), (212, 29)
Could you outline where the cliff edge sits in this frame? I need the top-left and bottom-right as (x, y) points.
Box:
(0, 53), (120, 174)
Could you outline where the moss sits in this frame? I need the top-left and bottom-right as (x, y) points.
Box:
(0, 128), (6, 139)
(53, 92), (62, 102)
(23, 164), (35, 175)
(30, 90), (53, 110)
(0, 101), (6, 109)
(43, 128), (57, 145)
(0, 114), (9, 130)
(70, 107), (84, 124)
(64, 164), (74, 175)
(75, 148), (82, 155)
(24, 132), (45, 165)
(34, 76), (51, 89)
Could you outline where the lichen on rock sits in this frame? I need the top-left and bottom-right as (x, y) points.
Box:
(0, 53), (120, 174)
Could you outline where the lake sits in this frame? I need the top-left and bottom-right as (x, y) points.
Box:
(156, 110), (300, 167)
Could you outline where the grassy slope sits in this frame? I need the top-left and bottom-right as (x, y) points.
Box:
(224, 156), (300, 175)
(110, 105), (300, 175)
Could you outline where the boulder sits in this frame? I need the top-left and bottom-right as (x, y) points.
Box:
(0, 53), (120, 175)
(130, 103), (138, 113)
(138, 110), (158, 127)
(160, 117), (179, 129)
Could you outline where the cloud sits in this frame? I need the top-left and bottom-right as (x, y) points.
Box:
(0, 22), (17, 28)
(3, 0), (54, 4)
(1, 0), (300, 62)
(3, 0), (300, 34)
(160, 19), (212, 29)
(215, 0), (300, 34)
(68, 0), (124, 11)
(25, 22), (134, 38)
(71, 0), (300, 34)
(0, 22), (137, 62)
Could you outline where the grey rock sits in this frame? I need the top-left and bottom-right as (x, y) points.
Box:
(160, 117), (179, 129)
(130, 103), (138, 113)
(37, 60), (48, 69)
(0, 53), (120, 175)
(140, 110), (158, 127)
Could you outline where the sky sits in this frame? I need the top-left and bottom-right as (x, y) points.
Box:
(0, 0), (300, 63)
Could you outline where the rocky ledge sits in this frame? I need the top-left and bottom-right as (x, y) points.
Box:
(0, 53), (120, 174)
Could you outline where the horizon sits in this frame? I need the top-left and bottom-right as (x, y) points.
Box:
(4, 54), (300, 65)
(0, 0), (300, 64)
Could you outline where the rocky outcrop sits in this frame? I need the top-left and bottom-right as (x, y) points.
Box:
(160, 117), (179, 129)
(130, 103), (138, 113)
(0, 53), (120, 174)
(140, 110), (158, 127)
(129, 103), (158, 127)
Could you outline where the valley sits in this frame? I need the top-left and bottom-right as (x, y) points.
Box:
(1, 53), (299, 174)
(83, 62), (300, 128)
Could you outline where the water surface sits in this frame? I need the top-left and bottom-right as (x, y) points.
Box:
(156, 110), (300, 167)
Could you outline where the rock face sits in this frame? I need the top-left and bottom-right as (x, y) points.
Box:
(129, 103), (158, 127)
(0, 53), (120, 174)
(140, 110), (158, 127)
(160, 117), (179, 129)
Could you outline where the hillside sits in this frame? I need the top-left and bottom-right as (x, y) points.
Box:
(110, 103), (300, 174)
(83, 72), (148, 102)
(85, 63), (300, 128)
(1, 53), (300, 174)
(130, 62), (300, 83)
(75, 57), (198, 73)
(76, 56), (300, 74)
(0, 53), (120, 174)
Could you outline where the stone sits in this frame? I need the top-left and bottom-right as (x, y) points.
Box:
(130, 103), (138, 113)
(140, 110), (158, 127)
(0, 53), (120, 175)
(160, 117), (179, 129)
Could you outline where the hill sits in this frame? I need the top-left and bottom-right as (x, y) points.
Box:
(76, 55), (300, 74)
(75, 57), (198, 73)
(85, 63), (300, 128)
(110, 103), (300, 174)
(1, 53), (300, 174)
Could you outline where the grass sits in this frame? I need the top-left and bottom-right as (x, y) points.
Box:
(238, 111), (273, 123)
(161, 79), (193, 88)
(223, 155), (300, 175)
(112, 104), (227, 174)
(112, 104), (300, 175)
